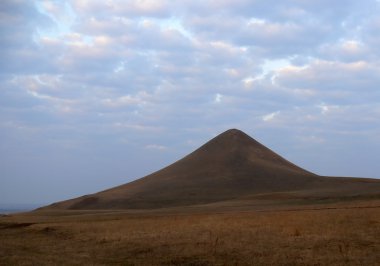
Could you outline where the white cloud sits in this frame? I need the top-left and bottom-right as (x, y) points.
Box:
(262, 111), (280, 122)
(69, 0), (170, 18)
(317, 103), (341, 115)
(242, 77), (256, 89)
(214, 93), (223, 103)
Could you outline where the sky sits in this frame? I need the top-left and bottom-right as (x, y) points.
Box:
(1, 0), (380, 206)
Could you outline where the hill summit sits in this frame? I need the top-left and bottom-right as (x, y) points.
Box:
(41, 129), (380, 210)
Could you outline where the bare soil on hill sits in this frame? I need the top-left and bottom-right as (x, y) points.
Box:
(41, 129), (380, 210)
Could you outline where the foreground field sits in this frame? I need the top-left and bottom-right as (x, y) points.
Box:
(1, 201), (380, 265)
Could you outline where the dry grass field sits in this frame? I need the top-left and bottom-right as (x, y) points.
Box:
(1, 200), (380, 265)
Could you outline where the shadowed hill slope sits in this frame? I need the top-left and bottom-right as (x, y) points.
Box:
(41, 129), (380, 210)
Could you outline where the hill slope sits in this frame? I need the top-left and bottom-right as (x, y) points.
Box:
(41, 129), (380, 210)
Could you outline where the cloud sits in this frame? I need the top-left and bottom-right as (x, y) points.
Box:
(317, 103), (341, 115)
(262, 111), (280, 122)
(214, 93), (223, 103)
(274, 60), (380, 104)
(318, 40), (369, 62)
(69, 0), (171, 18)
(0, 1), (56, 74)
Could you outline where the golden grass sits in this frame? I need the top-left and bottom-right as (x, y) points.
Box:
(1, 203), (380, 265)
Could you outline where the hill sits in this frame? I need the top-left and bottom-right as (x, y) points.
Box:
(40, 129), (380, 210)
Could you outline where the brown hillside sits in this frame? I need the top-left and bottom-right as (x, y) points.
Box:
(41, 129), (380, 210)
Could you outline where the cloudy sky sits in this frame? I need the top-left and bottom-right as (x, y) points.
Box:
(1, 0), (380, 206)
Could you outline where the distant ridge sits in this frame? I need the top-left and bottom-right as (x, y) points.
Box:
(40, 129), (380, 210)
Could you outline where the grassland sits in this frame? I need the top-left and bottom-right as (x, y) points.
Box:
(1, 200), (380, 265)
